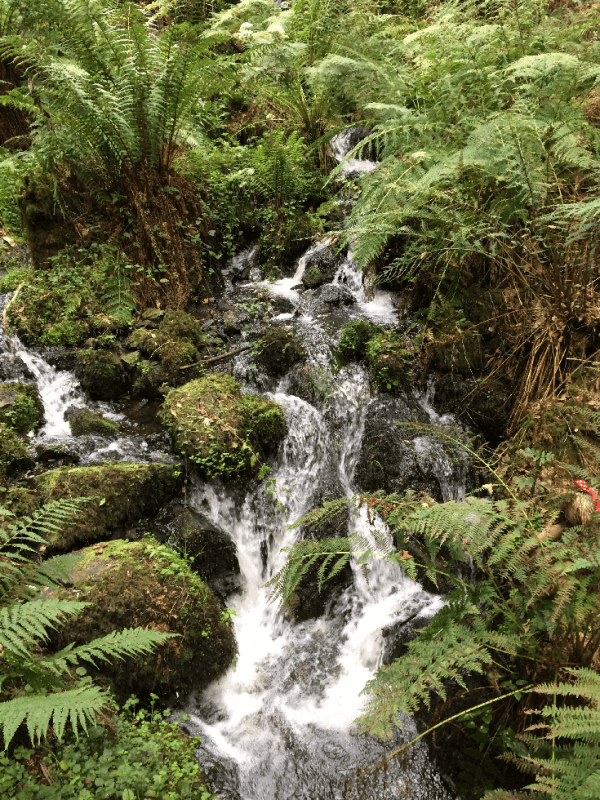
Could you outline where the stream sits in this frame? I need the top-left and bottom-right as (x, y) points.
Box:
(0, 131), (465, 800)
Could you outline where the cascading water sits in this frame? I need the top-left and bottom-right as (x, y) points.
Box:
(0, 130), (466, 799)
(0, 295), (173, 464)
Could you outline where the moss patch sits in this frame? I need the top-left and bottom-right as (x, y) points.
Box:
(161, 373), (287, 479)
(338, 320), (382, 361)
(34, 463), (184, 549)
(66, 407), (120, 437)
(50, 538), (236, 701)
(254, 325), (306, 377)
(127, 311), (208, 394)
(0, 422), (28, 477)
(0, 382), (44, 434)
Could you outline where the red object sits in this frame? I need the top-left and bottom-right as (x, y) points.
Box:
(573, 479), (600, 511)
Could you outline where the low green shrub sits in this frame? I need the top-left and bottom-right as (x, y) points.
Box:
(0, 700), (219, 800)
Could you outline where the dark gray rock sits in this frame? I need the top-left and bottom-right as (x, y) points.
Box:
(354, 394), (451, 501)
(301, 246), (344, 289)
(313, 284), (355, 308)
(149, 501), (241, 600)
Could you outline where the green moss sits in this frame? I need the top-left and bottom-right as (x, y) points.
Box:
(366, 331), (413, 393)
(0, 422), (28, 476)
(67, 408), (120, 437)
(338, 320), (383, 361)
(254, 326), (306, 377)
(161, 373), (287, 479)
(0, 383), (44, 434)
(51, 537), (236, 701)
(34, 463), (184, 549)
(303, 266), (322, 287)
(127, 311), (207, 393)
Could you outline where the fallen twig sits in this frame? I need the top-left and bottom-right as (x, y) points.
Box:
(180, 345), (251, 370)
(2, 280), (24, 340)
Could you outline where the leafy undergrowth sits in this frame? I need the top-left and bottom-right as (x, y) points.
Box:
(0, 699), (219, 800)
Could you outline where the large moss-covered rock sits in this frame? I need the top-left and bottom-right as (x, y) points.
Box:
(50, 538), (236, 701)
(34, 463), (184, 549)
(0, 382), (44, 434)
(254, 326), (306, 378)
(75, 349), (130, 401)
(0, 422), (29, 477)
(65, 406), (120, 437)
(161, 374), (287, 480)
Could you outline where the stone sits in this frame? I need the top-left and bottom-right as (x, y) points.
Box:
(65, 406), (120, 437)
(49, 538), (236, 702)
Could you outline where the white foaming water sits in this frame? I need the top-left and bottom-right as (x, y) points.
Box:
(331, 130), (380, 176)
(182, 368), (456, 800)
(333, 251), (397, 326)
(259, 241), (330, 302)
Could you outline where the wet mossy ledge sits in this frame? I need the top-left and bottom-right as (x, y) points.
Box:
(50, 537), (236, 701)
(0, 381), (44, 434)
(0, 421), (29, 477)
(161, 373), (287, 480)
(34, 463), (184, 549)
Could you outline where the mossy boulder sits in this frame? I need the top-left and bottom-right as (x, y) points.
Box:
(127, 311), (207, 395)
(75, 349), (130, 401)
(300, 245), (341, 289)
(0, 422), (29, 477)
(254, 326), (306, 378)
(65, 406), (120, 437)
(34, 463), (184, 549)
(50, 538), (236, 701)
(338, 323), (412, 393)
(0, 382), (44, 434)
(149, 501), (241, 599)
(161, 374), (287, 480)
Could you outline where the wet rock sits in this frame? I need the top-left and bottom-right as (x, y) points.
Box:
(142, 308), (165, 324)
(431, 374), (511, 447)
(121, 350), (141, 370)
(75, 349), (130, 401)
(354, 394), (453, 501)
(314, 285), (355, 307)
(127, 310), (207, 395)
(34, 462), (184, 549)
(65, 406), (120, 437)
(254, 326), (306, 378)
(223, 309), (250, 336)
(49, 537), (236, 702)
(0, 355), (35, 382)
(0, 422), (30, 477)
(35, 442), (81, 464)
(300, 247), (343, 289)
(161, 374), (287, 480)
(0, 381), (44, 434)
(149, 501), (241, 600)
(270, 296), (295, 315)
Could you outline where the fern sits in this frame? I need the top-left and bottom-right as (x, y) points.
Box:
(0, 500), (177, 749)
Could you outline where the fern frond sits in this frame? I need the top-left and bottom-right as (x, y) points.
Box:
(0, 684), (109, 749)
(0, 599), (88, 660)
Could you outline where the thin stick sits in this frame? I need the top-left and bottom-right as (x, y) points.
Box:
(2, 281), (24, 340)
(180, 345), (251, 370)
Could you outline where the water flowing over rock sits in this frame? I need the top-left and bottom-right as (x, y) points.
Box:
(0, 135), (471, 798)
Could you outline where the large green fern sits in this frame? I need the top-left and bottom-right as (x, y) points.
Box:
(0, 502), (176, 749)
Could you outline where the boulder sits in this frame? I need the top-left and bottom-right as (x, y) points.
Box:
(149, 500), (241, 600)
(354, 394), (460, 502)
(75, 349), (130, 401)
(65, 406), (120, 437)
(34, 462), (184, 549)
(254, 325), (306, 378)
(49, 538), (236, 702)
(300, 246), (342, 289)
(0, 381), (44, 434)
(313, 284), (355, 308)
(0, 422), (30, 477)
(161, 374), (287, 480)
